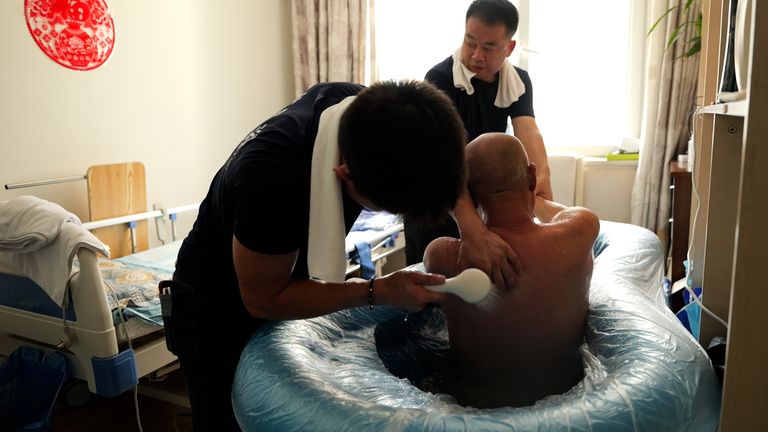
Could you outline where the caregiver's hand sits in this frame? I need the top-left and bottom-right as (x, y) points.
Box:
(451, 189), (520, 291)
(376, 270), (446, 311)
(457, 226), (520, 291)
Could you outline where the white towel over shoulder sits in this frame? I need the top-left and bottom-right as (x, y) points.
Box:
(451, 47), (526, 108)
(307, 96), (357, 283)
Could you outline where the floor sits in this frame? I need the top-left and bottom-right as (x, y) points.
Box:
(51, 370), (192, 432)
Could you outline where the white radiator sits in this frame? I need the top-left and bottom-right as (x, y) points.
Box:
(548, 155), (638, 223)
(548, 153), (580, 206)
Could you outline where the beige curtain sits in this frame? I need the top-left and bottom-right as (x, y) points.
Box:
(631, 0), (700, 243)
(290, 0), (376, 97)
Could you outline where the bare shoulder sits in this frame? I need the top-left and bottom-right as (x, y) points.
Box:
(550, 207), (600, 245)
(424, 237), (461, 277)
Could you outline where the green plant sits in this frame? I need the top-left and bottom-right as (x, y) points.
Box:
(648, 0), (702, 58)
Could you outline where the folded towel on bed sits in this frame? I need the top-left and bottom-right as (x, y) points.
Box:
(307, 96), (357, 283)
(0, 197), (109, 306)
(0, 195), (82, 252)
(451, 48), (526, 108)
(0, 222), (109, 306)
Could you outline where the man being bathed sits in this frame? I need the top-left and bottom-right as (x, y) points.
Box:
(424, 132), (599, 408)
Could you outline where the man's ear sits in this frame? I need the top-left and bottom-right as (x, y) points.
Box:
(333, 164), (352, 183)
(506, 39), (516, 57)
(334, 163), (358, 196)
(333, 164), (380, 211)
(527, 162), (537, 192)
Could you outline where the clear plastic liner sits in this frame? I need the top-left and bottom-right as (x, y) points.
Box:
(233, 221), (721, 431)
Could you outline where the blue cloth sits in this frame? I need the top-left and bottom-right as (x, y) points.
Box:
(352, 241), (375, 280)
(677, 286), (703, 340)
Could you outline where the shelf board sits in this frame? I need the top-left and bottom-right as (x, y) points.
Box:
(700, 100), (747, 117)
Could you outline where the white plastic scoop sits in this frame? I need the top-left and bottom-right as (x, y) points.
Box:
(426, 268), (493, 303)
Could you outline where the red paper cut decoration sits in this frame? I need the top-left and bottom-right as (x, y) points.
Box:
(25, 0), (115, 71)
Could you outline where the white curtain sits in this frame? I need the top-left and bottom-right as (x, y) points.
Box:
(290, 0), (376, 97)
(631, 0), (700, 242)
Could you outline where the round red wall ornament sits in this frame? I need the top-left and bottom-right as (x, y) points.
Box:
(24, 0), (115, 71)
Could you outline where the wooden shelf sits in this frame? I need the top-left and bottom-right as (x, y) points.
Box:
(691, 1), (767, 430)
(699, 100), (747, 116)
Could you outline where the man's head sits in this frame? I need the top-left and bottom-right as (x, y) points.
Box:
(338, 80), (467, 224)
(466, 132), (535, 206)
(461, 0), (518, 83)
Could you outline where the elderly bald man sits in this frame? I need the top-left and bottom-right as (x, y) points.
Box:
(424, 132), (599, 408)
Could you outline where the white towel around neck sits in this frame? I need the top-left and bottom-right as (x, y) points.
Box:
(451, 48), (526, 108)
(307, 96), (357, 283)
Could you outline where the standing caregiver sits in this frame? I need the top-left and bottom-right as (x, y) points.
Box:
(406, 0), (553, 266)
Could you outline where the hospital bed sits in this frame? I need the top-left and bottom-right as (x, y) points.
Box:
(344, 209), (404, 278)
(0, 197), (405, 399)
(0, 201), (194, 398)
(0, 162), (200, 399)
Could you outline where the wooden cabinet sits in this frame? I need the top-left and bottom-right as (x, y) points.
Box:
(667, 162), (692, 312)
(691, 1), (767, 429)
(668, 161), (692, 283)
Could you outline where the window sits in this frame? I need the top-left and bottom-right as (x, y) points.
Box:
(374, 0), (647, 156)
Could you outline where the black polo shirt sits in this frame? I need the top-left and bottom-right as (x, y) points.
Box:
(425, 56), (535, 141)
(174, 82), (364, 308)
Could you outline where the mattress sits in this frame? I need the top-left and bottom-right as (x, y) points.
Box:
(92, 241), (182, 342)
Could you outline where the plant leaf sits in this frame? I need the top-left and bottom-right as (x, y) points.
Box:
(667, 27), (682, 49)
(648, 6), (676, 36)
(685, 37), (701, 57)
(696, 11), (702, 35)
(649, 2), (702, 59)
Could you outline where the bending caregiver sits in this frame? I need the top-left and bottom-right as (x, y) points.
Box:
(163, 80), (520, 430)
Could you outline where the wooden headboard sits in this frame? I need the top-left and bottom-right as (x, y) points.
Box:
(86, 162), (148, 258)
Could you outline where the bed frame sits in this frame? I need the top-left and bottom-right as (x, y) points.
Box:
(345, 219), (405, 278)
(0, 203), (196, 397)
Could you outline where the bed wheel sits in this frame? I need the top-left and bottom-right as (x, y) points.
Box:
(61, 380), (92, 408)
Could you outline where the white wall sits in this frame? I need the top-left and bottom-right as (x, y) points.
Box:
(0, 0), (294, 245)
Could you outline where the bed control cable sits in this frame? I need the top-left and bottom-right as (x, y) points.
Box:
(104, 280), (145, 432)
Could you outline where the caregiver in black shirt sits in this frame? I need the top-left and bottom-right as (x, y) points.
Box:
(168, 80), (519, 431)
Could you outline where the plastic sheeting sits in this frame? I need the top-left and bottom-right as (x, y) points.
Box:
(232, 221), (721, 431)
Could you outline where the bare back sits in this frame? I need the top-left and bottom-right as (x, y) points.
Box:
(427, 212), (598, 408)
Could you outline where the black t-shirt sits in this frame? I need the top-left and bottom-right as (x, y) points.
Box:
(425, 56), (535, 141)
(174, 82), (364, 307)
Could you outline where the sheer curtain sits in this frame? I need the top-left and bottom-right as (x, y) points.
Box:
(290, 0), (376, 97)
(631, 0), (700, 243)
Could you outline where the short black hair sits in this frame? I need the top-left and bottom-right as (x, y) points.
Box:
(339, 80), (467, 225)
(466, 0), (519, 38)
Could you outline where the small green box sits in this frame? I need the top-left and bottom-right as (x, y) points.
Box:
(606, 151), (639, 161)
